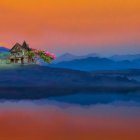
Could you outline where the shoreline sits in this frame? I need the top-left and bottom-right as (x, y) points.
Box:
(0, 86), (140, 100)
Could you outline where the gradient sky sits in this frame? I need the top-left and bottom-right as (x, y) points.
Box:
(0, 0), (140, 55)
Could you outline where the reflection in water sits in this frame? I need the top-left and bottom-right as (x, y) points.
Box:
(0, 92), (140, 140)
(48, 92), (140, 105)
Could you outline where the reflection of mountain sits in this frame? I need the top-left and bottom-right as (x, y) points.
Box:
(48, 92), (140, 105)
(52, 57), (140, 71)
(0, 65), (140, 99)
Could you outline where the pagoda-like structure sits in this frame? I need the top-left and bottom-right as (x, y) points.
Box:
(9, 41), (34, 64)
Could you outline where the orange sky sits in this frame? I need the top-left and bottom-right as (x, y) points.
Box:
(0, 0), (140, 55)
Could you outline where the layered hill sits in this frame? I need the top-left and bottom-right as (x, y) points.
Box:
(0, 47), (9, 52)
(51, 57), (140, 71)
(0, 65), (139, 99)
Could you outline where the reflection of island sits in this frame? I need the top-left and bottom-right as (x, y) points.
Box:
(0, 65), (140, 99)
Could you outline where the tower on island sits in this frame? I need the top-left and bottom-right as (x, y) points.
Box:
(9, 41), (34, 64)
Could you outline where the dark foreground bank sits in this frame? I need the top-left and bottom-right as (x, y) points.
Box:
(0, 65), (140, 99)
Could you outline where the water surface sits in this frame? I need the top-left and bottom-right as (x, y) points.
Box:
(0, 92), (140, 140)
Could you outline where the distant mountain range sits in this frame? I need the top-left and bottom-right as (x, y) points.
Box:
(1, 47), (140, 61)
(54, 53), (140, 63)
(54, 53), (98, 63)
(1, 47), (140, 71)
(51, 57), (140, 71)
(0, 47), (9, 52)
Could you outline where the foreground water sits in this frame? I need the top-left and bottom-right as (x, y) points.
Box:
(0, 92), (140, 140)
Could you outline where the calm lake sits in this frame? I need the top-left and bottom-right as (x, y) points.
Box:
(0, 92), (140, 140)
